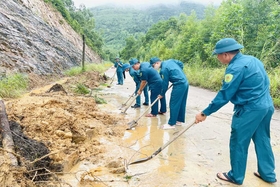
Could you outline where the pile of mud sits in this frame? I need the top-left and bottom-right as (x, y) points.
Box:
(0, 71), (127, 186)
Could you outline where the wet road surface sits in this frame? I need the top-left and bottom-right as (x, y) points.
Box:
(61, 67), (280, 187)
(103, 67), (280, 187)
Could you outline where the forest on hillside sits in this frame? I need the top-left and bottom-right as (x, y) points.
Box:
(40, 0), (280, 106)
(90, 2), (206, 56)
(44, 0), (104, 55)
(44, 0), (206, 60)
(120, 0), (280, 69)
(119, 0), (280, 106)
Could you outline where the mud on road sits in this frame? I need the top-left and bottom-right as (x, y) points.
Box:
(0, 71), (129, 186)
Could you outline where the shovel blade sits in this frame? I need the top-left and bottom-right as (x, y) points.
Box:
(126, 120), (138, 130)
(129, 156), (152, 165)
(127, 120), (137, 126)
(119, 104), (126, 110)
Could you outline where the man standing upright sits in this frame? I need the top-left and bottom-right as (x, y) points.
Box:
(150, 57), (189, 130)
(114, 57), (123, 85)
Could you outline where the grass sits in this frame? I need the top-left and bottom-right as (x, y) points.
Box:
(184, 63), (224, 92)
(66, 62), (112, 102)
(123, 174), (133, 181)
(185, 63), (280, 108)
(268, 68), (280, 108)
(94, 94), (107, 104)
(64, 62), (112, 76)
(0, 74), (28, 98)
(74, 83), (90, 95)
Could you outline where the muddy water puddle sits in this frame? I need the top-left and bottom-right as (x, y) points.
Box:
(59, 68), (280, 187)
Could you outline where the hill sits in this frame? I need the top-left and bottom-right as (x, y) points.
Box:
(0, 0), (101, 76)
(91, 2), (206, 54)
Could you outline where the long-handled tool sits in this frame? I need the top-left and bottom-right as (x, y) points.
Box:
(121, 82), (148, 114)
(126, 97), (160, 130)
(127, 84), (173, 130)
(119, 91), (136, 109)
(107, 69), (117, 88)
(128, 121), (195, 165)
(121, 93), (140, 114)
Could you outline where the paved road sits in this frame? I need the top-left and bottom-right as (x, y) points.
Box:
(104, 67), (280, 187)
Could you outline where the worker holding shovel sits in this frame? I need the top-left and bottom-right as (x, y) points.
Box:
(129, 59), (166, 117)
(114, 57), (124, 85)
(150, 57), (189, 130)
(122, 60), (149, 108)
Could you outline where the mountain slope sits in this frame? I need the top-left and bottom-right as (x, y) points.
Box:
(0, 0), (101, 76)
(91, 2), (206, 51)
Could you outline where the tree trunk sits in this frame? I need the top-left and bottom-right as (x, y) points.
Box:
(0, 100), (18, 166)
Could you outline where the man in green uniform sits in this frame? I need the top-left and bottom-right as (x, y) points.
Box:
(195, 38), (277, 185)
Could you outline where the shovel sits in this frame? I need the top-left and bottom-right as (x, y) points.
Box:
(128, 121), (195, 165)
(126, 97), (160, 130)
(107, 69), (117, 88)
(119, 91), (136, 109)
(121, 82), (148, 114)
(121, 93), (139, 114)
(127, 84), (173, 130)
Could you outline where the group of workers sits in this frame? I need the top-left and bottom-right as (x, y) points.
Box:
(114, 56), (188, 130)
(112, 37), (277, 185)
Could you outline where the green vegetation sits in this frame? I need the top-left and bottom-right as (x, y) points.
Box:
(0, 74), (28, 98)
(184, 64), (224, 92)
(64, 62), (112, 76)
(84, 62), (112, 72)
(90, 2), (206, 60)
(123, 174), (133, 181)
(120, 0), (280, 107)
(269, 68), (280, 107)
(65, 63), (111, 101)
(74, 83), (90, 94)
(93, 94), (107, 104)
(44, 0), (103, 55)
(26, 0), (280, 107)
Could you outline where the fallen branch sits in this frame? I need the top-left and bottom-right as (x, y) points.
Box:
(0, 100), (18, 166)
(34, 180), (72, 187)
(29, 150), (62, 164)
(0, 147), (21, 159)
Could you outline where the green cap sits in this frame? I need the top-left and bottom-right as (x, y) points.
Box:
(212, 38), (243, 55)
(129, 58), (139, 66)
(122, 63), (130, 71)
(150, 57), (160, 65)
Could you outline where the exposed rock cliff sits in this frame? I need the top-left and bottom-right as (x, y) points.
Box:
(0, 0), (101, 75)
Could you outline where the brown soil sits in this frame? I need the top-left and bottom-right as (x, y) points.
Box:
(0, 71), (127, 186)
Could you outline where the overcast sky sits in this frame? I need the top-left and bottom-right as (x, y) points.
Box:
(72, 0), (223, 8)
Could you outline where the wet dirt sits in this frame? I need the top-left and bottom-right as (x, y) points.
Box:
(0, 70), (127, 186)
(0, 68), (279, 187)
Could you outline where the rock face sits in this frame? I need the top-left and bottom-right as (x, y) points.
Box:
(0, 0), (102, 75)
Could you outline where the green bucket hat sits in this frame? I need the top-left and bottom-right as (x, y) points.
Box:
(129, 58), (139, 66)
(212, 38), (243, 55)
(149, 57), (160, 65)
(122, 63), (130, 71)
